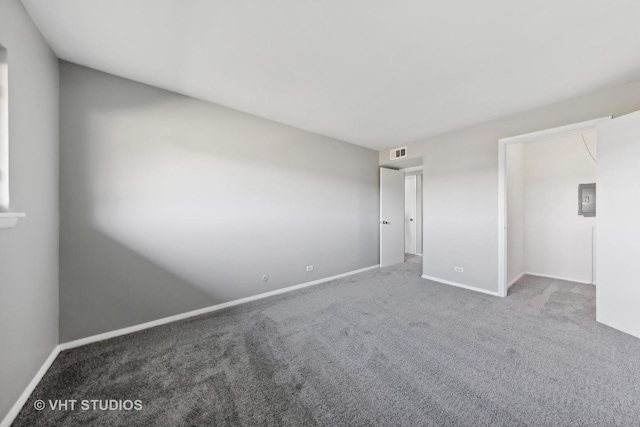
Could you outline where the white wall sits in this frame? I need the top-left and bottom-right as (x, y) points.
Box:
(506, 143), (524, 285)
(523, 131), (597, 283)
(0, 0), (59, 421)
(596, 110), (640, 339)
(59, 62), (380, 342)
(380, 79), (640, 293)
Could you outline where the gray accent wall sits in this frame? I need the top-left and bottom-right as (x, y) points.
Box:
(380, 80), (640, 293)
(0, 0), (59, 421)
(59, 62), (379, 342)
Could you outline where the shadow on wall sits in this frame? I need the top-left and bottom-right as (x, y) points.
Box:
(59, 62), (379, 342)
(60, 228), (218, 342)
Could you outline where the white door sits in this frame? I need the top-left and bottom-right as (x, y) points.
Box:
(405, 176), (417, 254)
(596, 110), (640, 339)
(380, 168), (404, 267)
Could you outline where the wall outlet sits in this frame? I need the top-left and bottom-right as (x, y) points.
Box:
(262, 275), (269, 281)
(306, 265), (314, 272)
(454, 267), (464, 273)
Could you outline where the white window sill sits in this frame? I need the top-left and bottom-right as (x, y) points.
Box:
(0, 212), (26, 229)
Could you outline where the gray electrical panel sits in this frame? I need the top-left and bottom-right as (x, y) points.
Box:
(578, 183), (596, 217)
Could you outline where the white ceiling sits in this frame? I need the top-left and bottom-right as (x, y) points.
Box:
(20, 0), (640, 150)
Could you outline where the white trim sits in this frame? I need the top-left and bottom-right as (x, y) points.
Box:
(499, 117), (612, 145)
(591, 224), (596, 285)
(524, 271), (594, 285)
(400, 165), (423, 173)
(498, 136), (507, 297)
(0, 212), (26, 229)
(60, 265), (379, 351)
(597, 316), (640, 340)
(507, 272), (525, 288)
(421, 274), (501, 296)
(1, 345), (61, 427)
(497, 116), (611, 298)
(1, 265), (380, 425)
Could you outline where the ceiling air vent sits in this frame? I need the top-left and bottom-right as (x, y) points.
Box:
(390, 146), (407, 160)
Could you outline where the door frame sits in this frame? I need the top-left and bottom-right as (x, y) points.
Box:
(497, 116), (611, 297)
(405, 175), (417, 255)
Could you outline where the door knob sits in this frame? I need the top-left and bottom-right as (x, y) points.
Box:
(381, 221), (389, 224)
(409, 218), (414, 221)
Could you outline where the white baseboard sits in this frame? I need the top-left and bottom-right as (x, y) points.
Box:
(2, 264), (380, 426)
(507, 272), (525, 288)
(524, 271), (593, 285)
(596, 315), (640, 340)
(1, 345), (61, 427)
(421, 274), (501, 296)
(60, 264), (379, 351)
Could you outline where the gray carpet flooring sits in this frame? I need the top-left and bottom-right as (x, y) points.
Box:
(405, 253), (422, 263)
(13, 262), (640, 426)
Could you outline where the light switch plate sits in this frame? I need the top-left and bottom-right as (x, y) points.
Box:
(578, 183), (596, 217)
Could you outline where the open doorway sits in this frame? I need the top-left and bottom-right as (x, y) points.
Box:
(403, 166), (423, 264)
(498, 117), (610, 299)
(379, 158), (423, 268)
